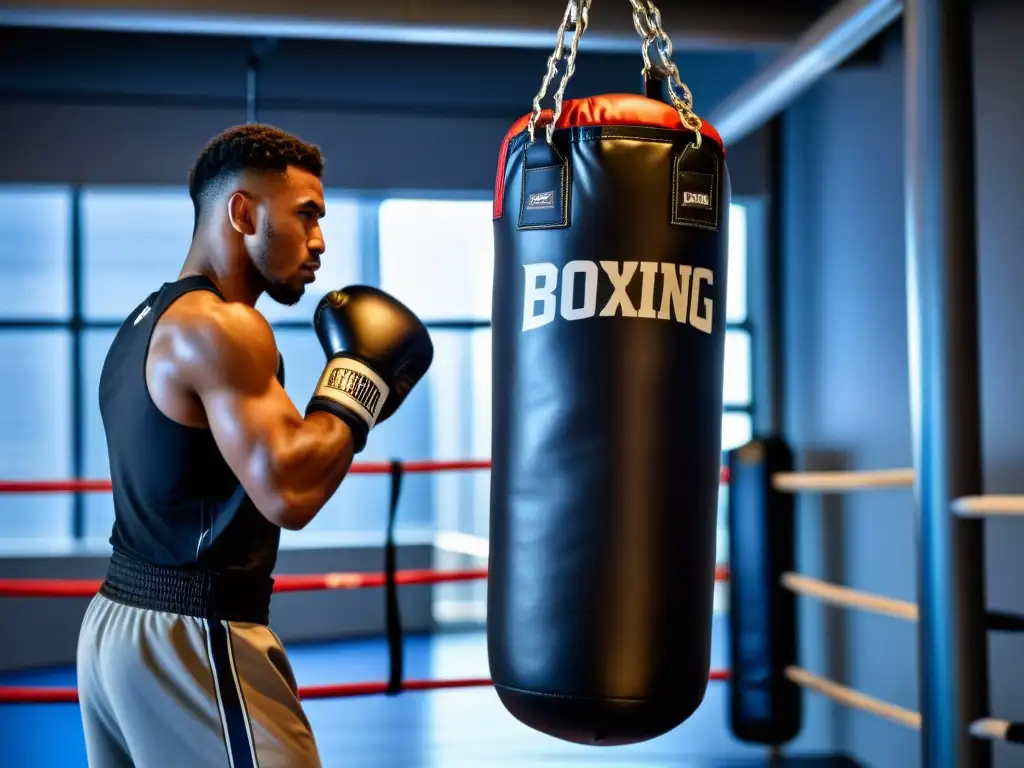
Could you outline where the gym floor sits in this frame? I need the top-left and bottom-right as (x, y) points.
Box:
(0, 629), (853, 767)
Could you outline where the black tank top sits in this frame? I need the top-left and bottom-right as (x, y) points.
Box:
(97, 276), (282, 622)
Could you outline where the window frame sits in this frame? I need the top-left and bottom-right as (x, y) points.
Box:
(0, 185), (763, 547)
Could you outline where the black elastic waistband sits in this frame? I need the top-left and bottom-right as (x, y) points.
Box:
(99, 551), (273, 625)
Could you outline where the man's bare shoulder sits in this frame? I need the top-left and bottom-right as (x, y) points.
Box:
(156, 291), (279, 388)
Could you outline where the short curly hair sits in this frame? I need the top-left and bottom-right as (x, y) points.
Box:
(188, 123), (325, 224)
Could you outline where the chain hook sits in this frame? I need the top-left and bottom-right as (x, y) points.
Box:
(528, 0), (579, 144)
(527, 0), (592, 146)
(629, 0), (703, 147)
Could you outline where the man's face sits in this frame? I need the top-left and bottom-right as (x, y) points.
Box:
(251, 166), (326, 306)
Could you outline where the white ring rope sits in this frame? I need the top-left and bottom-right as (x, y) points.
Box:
(771, 468), (915, 493)
(786, 666), (922, 730)
(781, 573), (918, 621)
(951, 495), (1024, 518)
(970, 718), (1024, 744)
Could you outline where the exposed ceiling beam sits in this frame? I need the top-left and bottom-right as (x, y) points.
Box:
(0, 0), (833, 52)
(709, 0), (904, 145)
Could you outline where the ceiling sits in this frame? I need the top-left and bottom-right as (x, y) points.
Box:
(0, 0), (842, 52)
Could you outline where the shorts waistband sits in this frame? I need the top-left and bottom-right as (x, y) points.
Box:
(99, 550), (273, 625)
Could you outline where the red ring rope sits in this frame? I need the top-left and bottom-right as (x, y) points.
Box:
(0, 670), (732, 704)
(0, 567), (489, 598)
(0, 458), (734, 705)
(0, 461), (731, 494)
(0, 565), (728, 598)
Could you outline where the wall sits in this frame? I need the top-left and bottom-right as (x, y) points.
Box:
(780, 2), (1024, 766)
(0, 27), (768, 194)
(971, 5), (1024, 768)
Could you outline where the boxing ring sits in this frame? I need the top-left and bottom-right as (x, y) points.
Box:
(772, 468), (1024, 749)
(4, 453), (1024, 761)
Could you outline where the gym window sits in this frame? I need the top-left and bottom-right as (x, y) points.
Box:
(0, 186), (758, 581)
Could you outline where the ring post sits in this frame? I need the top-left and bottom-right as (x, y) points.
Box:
(385, 461), (405, 695)
(904, 0), (990, 765)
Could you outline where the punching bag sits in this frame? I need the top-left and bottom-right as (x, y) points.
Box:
(488, 0), (730, 747)
(727, 437), (801, 745)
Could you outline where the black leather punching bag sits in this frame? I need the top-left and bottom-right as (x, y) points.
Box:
(727, 437), (801, 746)
(487, 92), (730, 746)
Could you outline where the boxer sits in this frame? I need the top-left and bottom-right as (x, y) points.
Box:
(75, 124), (432, 768)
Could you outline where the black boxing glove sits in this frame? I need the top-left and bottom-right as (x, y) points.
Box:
(306, 286), (434, 453)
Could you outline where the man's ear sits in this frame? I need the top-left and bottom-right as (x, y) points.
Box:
(227, 191), (258, 236)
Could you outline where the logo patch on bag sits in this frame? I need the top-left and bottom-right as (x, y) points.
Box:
(520, 164), (569, 229)
(526, 190), (556, 210)
(672, 146), (720, 232)
(678, 177), (713, 210)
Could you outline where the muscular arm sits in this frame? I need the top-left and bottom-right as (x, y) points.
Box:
(157, 294), (354, 530)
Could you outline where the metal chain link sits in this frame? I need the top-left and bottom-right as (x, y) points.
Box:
(628, 0), (703, 146)
(528, 0), (592, 144)
(528, 0), (702, 147)
(543, 0), (591, 145)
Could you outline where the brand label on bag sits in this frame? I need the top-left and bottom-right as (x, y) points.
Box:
(520, 164), (568, 228)
(526, 190), (556, 209)
(520, 260), (715, 334)
(678, 177), (713, 210)
(672, 145), (721, 231)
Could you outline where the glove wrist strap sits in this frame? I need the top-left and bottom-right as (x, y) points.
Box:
(311, 356), (390, 430)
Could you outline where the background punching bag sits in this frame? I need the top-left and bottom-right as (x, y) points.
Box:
(727, 437), (801, 746)
(488, 0), (731, 747)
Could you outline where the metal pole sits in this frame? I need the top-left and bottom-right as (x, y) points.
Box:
(903, 0), (990, 765)
(766, 118), (785, 436)
(709, 0), (903, 146)
(246, 38), (278, 125)
(70, 187), (85, 540)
